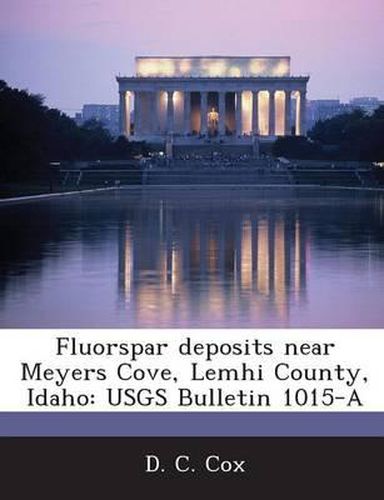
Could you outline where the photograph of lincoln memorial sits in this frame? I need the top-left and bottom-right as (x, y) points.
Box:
(117, 56), (309, 144)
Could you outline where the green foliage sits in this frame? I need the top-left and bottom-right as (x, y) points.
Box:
(273, 107), (384, 161)
(0, 81), (148, 181)
(308, 108), (384, 161)
(273, 136), (322, 159)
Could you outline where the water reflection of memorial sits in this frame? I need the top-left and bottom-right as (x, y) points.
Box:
(1, 188), (384, 327)
(118, 201), (307, 326)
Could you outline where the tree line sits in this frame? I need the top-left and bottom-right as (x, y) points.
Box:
(0, 80), (149, 181)
(273, 107), (384, 161)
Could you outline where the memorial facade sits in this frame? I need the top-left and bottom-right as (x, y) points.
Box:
(117, 57), (309, 143)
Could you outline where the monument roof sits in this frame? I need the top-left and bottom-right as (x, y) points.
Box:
(135, 56), (291, 78)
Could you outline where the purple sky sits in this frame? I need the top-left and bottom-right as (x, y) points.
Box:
(1, 0), (383, 115)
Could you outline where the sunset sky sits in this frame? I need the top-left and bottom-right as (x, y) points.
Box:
(1, 0), (383, 114)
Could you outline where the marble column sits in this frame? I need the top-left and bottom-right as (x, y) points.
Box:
(134, 91), (140, 136)
(200, 92), (208, 135)
(126, 92), (131, 136)
(184, 91), (191, 135)
(158, 91), (165, 134)
(285, 90), (291, 136)
(152, 91), (159, 135)
(236, 91), (242, 135)
(119, 91), (128, 137)
(252, 91), (259, 135)
(166, 90), (174, 134)
(299, 90), (307, 136)
(218, 91), (226, 135)
(269, 90), (276, 136)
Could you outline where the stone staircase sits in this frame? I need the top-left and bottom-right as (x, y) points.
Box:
(57, 159), (379, 189)
(142, 168), (292, 185)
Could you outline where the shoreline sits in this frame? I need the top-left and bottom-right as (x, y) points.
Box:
(120, 184), (384, 192)
(1, 183), (384, 205)
(0, 186), (118, 205)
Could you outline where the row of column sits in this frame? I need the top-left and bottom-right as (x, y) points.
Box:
(120, 89), (307, 137)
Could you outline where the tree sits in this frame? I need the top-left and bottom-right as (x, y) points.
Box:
(273, 108), (384, 161)
(272, 136), (322, 159)
(308, 108), (384, 161)
(0, 81), (152, 182)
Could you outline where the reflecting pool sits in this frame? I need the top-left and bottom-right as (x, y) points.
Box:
(1, 187), (384, 327)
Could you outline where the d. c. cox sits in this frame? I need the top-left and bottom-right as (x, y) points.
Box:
(145, 454), (246, 474)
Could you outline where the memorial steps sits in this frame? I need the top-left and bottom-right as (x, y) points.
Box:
(56, 160), (378, 189)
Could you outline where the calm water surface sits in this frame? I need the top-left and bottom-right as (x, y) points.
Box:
(1, 187), (384, 327)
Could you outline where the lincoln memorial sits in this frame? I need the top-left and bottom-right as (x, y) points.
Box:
(117, 56), (309, 144)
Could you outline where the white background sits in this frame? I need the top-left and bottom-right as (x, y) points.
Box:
(0, 329), (383, 412)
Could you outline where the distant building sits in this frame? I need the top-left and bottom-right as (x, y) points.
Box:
(307, 97), (383, 130)
(79, 104), (120, 136)
(307, 100), (353, 130)
(350, 97), (382, 115)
